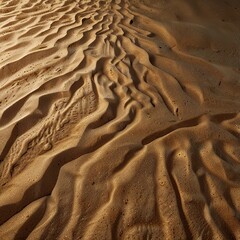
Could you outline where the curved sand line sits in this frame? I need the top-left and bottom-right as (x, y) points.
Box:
(0, 0), (240, 239)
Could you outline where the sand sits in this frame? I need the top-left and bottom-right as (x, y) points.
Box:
(0, 0), (240, 239)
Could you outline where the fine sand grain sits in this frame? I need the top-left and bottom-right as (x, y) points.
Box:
(0, 0), (240, 239)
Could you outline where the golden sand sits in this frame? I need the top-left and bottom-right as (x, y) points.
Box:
(0, 0), (240, 239)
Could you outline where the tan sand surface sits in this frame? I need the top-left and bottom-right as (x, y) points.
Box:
(0, 0), (240, 239)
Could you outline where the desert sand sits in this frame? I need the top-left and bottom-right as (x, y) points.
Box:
(0, 0), (240, 239)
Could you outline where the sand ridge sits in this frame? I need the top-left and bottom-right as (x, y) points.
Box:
(0, 0), (240, 239)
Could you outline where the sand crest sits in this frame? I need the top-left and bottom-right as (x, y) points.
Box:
(0, 0), (240, 239)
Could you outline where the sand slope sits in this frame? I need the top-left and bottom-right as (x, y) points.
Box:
(0, 0), (240, 239)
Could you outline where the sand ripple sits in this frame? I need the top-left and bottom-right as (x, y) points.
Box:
(0, 0), (240, 239)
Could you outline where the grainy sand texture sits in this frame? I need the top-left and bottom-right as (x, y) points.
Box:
(0, 0), (240, 239)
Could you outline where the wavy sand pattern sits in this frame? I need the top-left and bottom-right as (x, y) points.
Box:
(0, 0), (240, 239)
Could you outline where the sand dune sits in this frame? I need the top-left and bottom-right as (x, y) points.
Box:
(0, 0), (240, 239)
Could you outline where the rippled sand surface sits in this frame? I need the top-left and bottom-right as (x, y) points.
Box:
(0, 0), (240, 239)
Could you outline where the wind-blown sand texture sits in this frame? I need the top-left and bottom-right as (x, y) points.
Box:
(0, 0), (240, 239)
